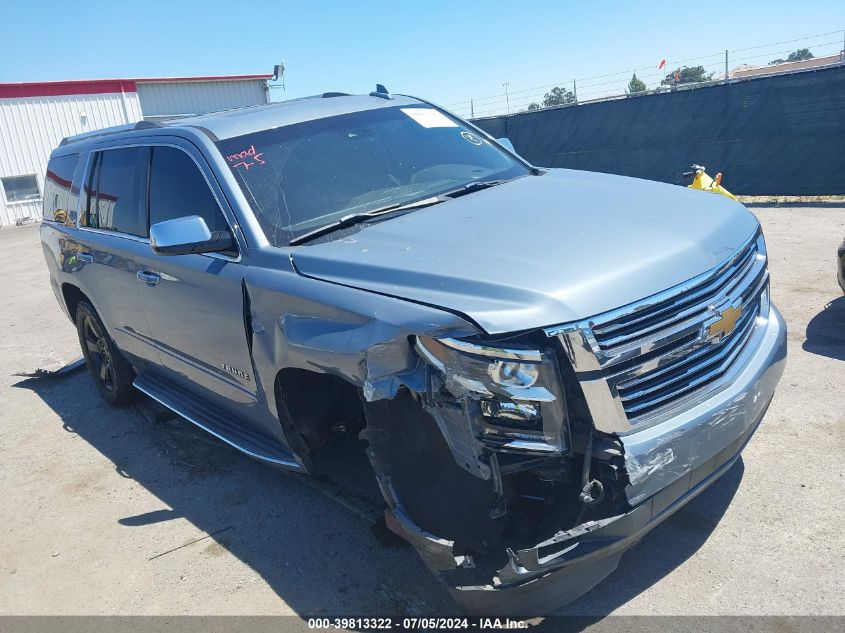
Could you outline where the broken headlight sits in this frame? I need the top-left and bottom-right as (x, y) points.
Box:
(415, 335), (568, 453)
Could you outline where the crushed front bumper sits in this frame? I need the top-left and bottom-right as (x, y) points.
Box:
(452, 305), (787, 615)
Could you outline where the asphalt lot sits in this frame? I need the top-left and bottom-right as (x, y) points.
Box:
(1, 206), (844, 617)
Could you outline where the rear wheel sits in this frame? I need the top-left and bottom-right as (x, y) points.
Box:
(75, 300), (136, 405)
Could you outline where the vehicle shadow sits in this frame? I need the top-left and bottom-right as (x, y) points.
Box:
(12, 369), (454, 616)
(14, 369), (743, 622)
(803, 296), (845, 361)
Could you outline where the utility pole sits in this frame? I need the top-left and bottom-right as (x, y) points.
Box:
(470, 99), (475, 119)
(725, 49), (729, 83)
(573, 78), (578, 103)
(503, 82), (510, 115)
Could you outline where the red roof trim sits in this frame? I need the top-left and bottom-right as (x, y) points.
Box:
(135, 74), (273, 83)
(0, 79), (138, 98)
(0, 74), (273, 99)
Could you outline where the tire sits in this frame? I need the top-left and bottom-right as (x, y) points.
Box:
(75, 300), (137, 405)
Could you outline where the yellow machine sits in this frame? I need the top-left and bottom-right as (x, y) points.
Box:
(684, 164), (738, 201)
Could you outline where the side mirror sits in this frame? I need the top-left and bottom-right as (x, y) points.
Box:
(496, 137), (517, 153)
(150, 215), (236, 256)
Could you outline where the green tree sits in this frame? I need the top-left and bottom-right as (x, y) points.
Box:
(660, 65), (714, 86)
(769, 48), (815, 65)
(627, 72), (647, 93)
(527, 102), (540, 111)
(541, 86), (576, 107)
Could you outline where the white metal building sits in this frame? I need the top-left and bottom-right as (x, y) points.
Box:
(0, 74), (272, 226)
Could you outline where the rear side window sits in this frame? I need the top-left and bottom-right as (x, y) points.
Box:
(149, 146), (229, 233)
(84, 148), (148, 237)
(43, 154), (79, 223)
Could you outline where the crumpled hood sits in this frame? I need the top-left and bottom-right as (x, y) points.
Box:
(291, 169), (759, 334)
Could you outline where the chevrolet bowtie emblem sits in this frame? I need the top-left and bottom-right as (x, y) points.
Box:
(707, 305), (742, 343)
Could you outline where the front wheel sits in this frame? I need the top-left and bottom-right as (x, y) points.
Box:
(75, 300), (137, 405)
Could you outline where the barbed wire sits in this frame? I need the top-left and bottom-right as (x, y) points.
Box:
(465, 41), (843, 116)
(463, 39), (843, 116)
(462, 50), (843, 116)
(446, 29), (843, 109)
(446, 29), (845, 118)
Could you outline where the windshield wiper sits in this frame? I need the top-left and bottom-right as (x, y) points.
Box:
(289, 196), (442, 246)
(440, 179), (509, 199)
(289, 179), (511, 246)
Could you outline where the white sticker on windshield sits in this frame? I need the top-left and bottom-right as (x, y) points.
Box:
(400, 108), (459, 128)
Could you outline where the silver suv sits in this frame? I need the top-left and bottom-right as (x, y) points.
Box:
(41, 88), (786, 614)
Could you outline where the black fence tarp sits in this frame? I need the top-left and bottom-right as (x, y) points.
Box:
(472, 65), (845, 195)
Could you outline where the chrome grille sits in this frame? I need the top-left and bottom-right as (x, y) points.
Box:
(591, 236), (763, 358)
(549, 231), (770, 432)
(612, 293), (759, 417)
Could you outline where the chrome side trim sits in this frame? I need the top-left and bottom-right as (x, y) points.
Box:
(77, 225), (150, 244)
(76, 225), (240, 263)
(121, 326), (259, 404)
(133, 379), (303, 470)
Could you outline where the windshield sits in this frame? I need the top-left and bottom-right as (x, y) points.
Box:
(215, 104), (530, 246)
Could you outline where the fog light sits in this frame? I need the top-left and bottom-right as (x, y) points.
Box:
(487, 360), (539, 388)
(481, 400), (541, 423)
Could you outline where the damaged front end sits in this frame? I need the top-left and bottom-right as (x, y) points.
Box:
(359, 296), (786, 615)
(360, 330), (634, 614)
(261, 229), (786, 615)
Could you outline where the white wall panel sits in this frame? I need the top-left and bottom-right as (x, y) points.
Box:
(0, 78), (268, 226)
(0, 92), (142, 226)
(0, 200), (41, 225)
(137, 79), (269, 118)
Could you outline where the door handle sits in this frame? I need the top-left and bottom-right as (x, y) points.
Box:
(78, 252), (94, 264)
(137, 270), (161, 286)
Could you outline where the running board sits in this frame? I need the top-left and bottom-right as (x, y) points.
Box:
(133, 373), (303, 470)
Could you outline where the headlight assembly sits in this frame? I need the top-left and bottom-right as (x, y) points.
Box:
(414, 335), (569, 453)
(415, 335), (552, 400)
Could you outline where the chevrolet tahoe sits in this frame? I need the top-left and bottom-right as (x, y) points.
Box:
(40, 87), (787, 614)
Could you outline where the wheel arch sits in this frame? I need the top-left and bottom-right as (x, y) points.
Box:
(61, 282), (89, 323)
(273, 367), (365, 459)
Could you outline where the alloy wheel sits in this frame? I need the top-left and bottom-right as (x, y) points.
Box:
(83, 315), (115, 391)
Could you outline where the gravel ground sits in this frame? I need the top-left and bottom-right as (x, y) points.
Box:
(0, 206), (843, 618)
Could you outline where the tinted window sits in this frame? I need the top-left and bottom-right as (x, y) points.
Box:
(43, 154), (79, 222)
(149, 147), (228, 232)
(85, 148), (148, 236)
(216, 105), (529, 246)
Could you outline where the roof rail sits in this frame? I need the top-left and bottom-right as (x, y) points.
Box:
(134, 119), (165, 130)
(60, 119), (164, 146)
(322, 92), (351, 98)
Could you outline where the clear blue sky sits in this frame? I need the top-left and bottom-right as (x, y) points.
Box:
(1, 0), (842, 117)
